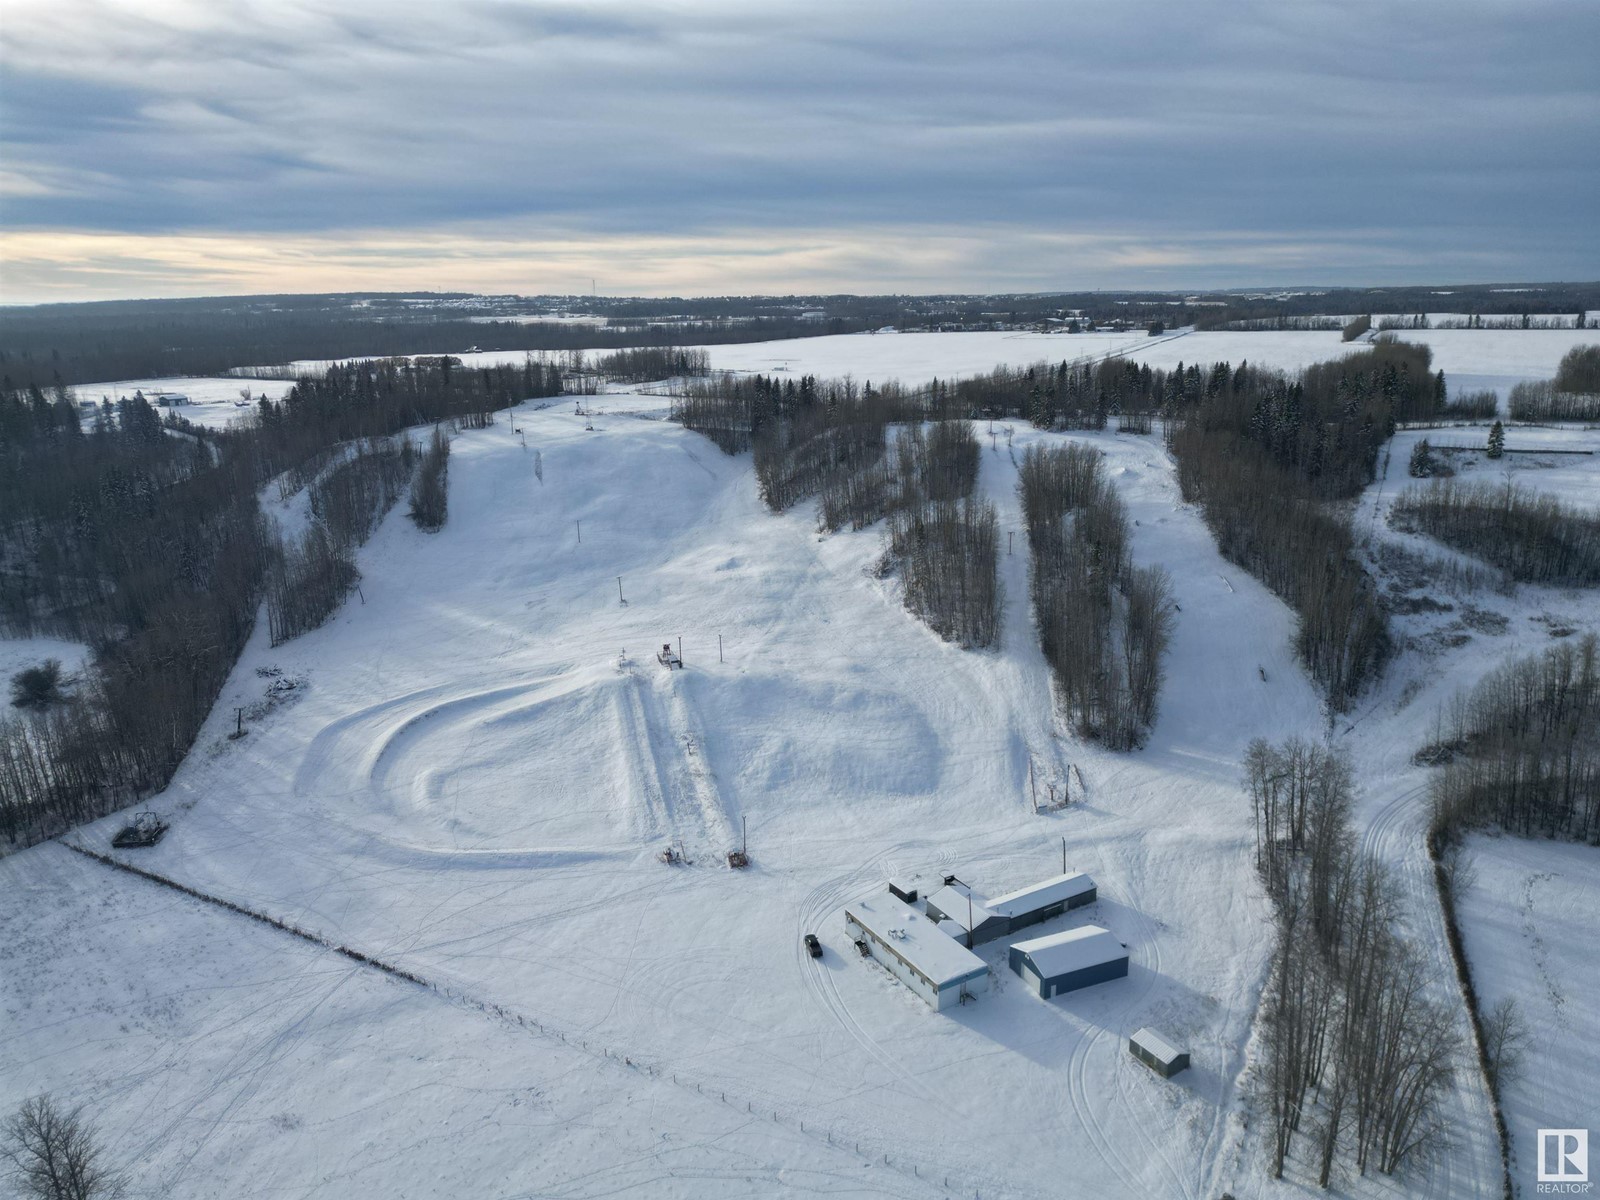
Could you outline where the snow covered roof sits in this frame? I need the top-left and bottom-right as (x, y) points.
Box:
(925, 883), (996, 932)
(986, 871), (1095, 918)
(1130, 1027), (1185, 1065)
(1011, 925), (1126, 978)
(844, 893), (988, 987)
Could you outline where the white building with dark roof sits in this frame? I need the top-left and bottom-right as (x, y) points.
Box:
(844, 893), (990, 1011)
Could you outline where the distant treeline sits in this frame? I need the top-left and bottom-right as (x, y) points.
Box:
(1503, 345), (1600, 421)
(588, 346), (711, 383)
(1019, 444), (1172, 748)
(0, 301), (846, 389)
(1507, 381), (1600, 422)
(1391, 479), (1600, 587)
(1427, 636), (1600, 845)
(1556, 344), (1600, 393)
(0, 356), (551, 849)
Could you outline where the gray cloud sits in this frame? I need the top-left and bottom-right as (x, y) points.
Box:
(1, 0), (1597, 293)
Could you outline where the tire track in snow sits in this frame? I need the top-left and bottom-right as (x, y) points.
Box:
(793, 848), (936, 1101)
(1357, 780), (1496, 1200)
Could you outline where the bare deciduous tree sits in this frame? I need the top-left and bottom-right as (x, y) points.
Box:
(2, 1096), (124, 1200)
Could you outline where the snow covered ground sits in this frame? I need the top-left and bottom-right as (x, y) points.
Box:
(686, 328), (1600, 410)
(0, 635), (91, 693)
(1456, 834), (1600, 1187)
(6, 327), (1599, 1197)
(72, 377), (295, 430)
(257, 325), (1600, 416)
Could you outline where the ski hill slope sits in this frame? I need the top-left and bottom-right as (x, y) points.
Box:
(10, 380), (1587, 1196)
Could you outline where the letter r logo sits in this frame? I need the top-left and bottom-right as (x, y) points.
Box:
(1538, 1129), (1589, 1182)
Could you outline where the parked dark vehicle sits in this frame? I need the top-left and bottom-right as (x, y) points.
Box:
(804, 933), (822, 958)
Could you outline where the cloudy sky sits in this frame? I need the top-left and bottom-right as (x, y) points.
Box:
(2, 0), (1597, 302)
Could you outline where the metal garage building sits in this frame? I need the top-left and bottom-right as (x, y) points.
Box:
(1129, 1027), (1190, 1077)
(1008, 925), (1128, 999)
(987, 871), (1097, 933)
(844, 894), (990, 1011)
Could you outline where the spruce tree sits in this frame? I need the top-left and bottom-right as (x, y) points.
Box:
(1487, 420), (1505, 459)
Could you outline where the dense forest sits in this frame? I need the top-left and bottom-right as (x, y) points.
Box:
(1019, 444), (1171, 748)
(0, 357), (559, 849)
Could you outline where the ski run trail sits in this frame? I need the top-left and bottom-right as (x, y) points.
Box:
(6, 326), (1599, 1199)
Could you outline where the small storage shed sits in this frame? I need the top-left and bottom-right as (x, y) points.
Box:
(1008, 925), (1128, 999)
(986, 871), (1096, 933)
(887, 878), (918, 904)
(923, 882), (1008, 945)
(1129, 1027), (1189, 1077)
(844, 894), (990, 1011)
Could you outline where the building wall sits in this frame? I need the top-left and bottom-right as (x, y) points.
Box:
(845, 914), (939, 1009)
(1008, 948), (1129, 998)
(993, 885), (1096, 938)
(936, 969), (990, 1010)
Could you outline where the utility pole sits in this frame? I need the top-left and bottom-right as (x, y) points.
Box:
(235, 707), (244, 737)
(718, 633), (723, 663)
(1062, 837), (1067, 875)
(1029, 759), (1037, 811)
(576, 520), (581, 544)
(617, 576), (624, 604)
(966, 892), (975, 949)
(1008, 531), (1013, 556)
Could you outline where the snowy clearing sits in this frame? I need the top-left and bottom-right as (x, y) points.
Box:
(0, 636), (91, 691)
(71, 376), (295, 430)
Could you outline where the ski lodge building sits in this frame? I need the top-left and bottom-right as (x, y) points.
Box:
(844, 893), (990, 1011)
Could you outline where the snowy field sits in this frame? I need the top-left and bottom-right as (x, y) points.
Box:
(688, 327), (1600, 410)
(260, 325), (1600, 415)
(1456, 834), (1600, 1185)
(73, 376), (295, 430)
(5, 327), (1600, 1197)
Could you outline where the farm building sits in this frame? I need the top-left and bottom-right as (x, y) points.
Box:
(924, 881), (1008, 945)
(1008, 925), (1128, 999)
(844, 893), (990, 1011)
(987, 871), (1097, 932)
(1129, 1027), (1189, 1078)
(925, 871), (1097, 945)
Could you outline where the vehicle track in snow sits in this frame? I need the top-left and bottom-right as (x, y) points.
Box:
(793, 848), (936, 1101)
